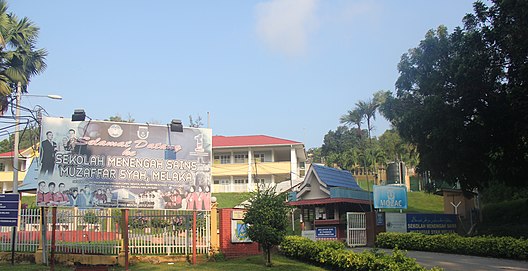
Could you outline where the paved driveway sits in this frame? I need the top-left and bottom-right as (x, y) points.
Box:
(350, 248), (528, 271)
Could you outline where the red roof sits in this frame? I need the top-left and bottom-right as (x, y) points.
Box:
(213, 135), (301, 148)
(0, 151), (14, 157)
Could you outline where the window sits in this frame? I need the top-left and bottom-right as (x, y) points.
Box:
(0, 163), (4, 171)
(214, 179), (229, 185)
(234, 153), (248, 164)
(214, 154), (231, 164)
(255, 178), (265, 184)
(254, 153), (265, 163)
(234, 179), (248, 184)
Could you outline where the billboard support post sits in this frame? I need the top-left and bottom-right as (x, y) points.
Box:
(192, 210), (197, 265)
(51, 207), (57, 271)
(122, 209), (129, 271)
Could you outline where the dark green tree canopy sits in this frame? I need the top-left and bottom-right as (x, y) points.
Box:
(385, 0), (528, 190)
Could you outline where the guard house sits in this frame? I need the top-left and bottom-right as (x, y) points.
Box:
(289, 164), (372, 241)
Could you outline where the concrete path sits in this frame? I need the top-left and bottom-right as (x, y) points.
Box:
(350, 247), (528, 271)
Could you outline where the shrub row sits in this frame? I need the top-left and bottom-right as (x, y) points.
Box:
(376, 232), (528, 260)
(279, 236), (442, 271)
(482, 198), (528, 225)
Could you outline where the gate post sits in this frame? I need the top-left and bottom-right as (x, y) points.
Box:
(118, 209), (129, 270)
(366, 211), (376, 247)
(210, 201), (219, 253)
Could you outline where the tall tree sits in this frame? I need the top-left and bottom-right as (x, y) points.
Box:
(243, 186), (289, 267)
(356, 99), (378, 142)
(339, 109), (363, 136)
(0, 0), (47, 112)
(385, 0), (528, 190)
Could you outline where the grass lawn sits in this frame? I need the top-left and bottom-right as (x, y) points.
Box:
(0, 254), (327, 271)
(212, 192), (252, 208)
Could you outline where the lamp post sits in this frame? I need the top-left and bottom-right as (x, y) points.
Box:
(11, 82), (61, 265)
(12, 82), (62, 194)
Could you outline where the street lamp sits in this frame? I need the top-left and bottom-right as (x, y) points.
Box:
(12, 82), (62, 194)
(11, 82), (61, 265)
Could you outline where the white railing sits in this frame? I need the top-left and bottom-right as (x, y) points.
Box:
(128, 209), (210, 255)
(0, 208), (210, 256)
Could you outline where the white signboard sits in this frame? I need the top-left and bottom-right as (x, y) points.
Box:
(385, 213), (407, 233)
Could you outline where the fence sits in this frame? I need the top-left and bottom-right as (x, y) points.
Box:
(0, 208), (210, 256)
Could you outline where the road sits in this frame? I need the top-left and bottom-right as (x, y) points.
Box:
(350, 248), (528, 271)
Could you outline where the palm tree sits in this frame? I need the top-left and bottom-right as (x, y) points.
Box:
(0, 0), (47, 112)
(356, 99), (379, 142)
(340, 109), (363, 137)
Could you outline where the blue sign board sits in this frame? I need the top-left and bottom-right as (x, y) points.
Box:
(373, 185), (408, 209)
(0, 194), (19, 227)
(406, 214), (457, 234)
(315, 226), (337, 238)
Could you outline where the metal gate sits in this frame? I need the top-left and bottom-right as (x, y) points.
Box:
(346, 212), (367, 247)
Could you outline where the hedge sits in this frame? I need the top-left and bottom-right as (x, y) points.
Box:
(279, 236), (442, 271)
(376, 232), (528, 260)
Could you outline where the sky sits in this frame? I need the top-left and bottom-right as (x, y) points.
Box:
(9, 0), (478, 148)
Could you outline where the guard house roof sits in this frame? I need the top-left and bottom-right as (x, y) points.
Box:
(311, 164), (362, 190)
(293, 164), (371, 207)
(297, 164), (367, 199)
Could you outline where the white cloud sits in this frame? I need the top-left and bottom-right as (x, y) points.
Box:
(255, 0), (319, 56)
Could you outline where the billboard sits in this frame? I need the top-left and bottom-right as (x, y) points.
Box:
(373, 185), (408, 209)
(37, 116), (212, 210)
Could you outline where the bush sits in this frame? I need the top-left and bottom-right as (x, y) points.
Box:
(482, 198), (528, 225)
(82, 211), (99, 224)
(376, 232), (528, 260)
(280, 236), (441, 271)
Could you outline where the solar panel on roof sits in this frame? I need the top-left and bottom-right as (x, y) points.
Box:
(312, 164), (363, 191)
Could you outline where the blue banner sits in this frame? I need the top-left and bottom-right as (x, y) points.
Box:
(406, 214), (457, 234)
(373, 185), (408, 209)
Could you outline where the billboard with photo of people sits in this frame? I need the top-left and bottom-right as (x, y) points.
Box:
(37, 116), (212, 210)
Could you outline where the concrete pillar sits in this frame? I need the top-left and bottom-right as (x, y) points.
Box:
(210, 202), (219, 253)
(247, 148), (253, 192)
(290, 146), (298, 182)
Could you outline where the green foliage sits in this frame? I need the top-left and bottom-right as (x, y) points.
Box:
(280, 236), (441, 271)
(0, 126), (39, 153)
(21, 195), (37, 209)
(479, 198), (528, 238)
(0, 0), (47, 112)
(384, 0), (528, 191)
(243, 186), (290, 266)
(480, 181), (528, 204)
(105, 113), (135, 123)
(82, 211), (100, 224)
(376, 232), (528, 260)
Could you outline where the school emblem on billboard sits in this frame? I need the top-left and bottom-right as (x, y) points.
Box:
(36, 116), (212, 211)
(108, 124), (123, 138)
(137, 126), (149, 140)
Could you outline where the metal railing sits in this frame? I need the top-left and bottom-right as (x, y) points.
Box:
(0, 208), (210, 256)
